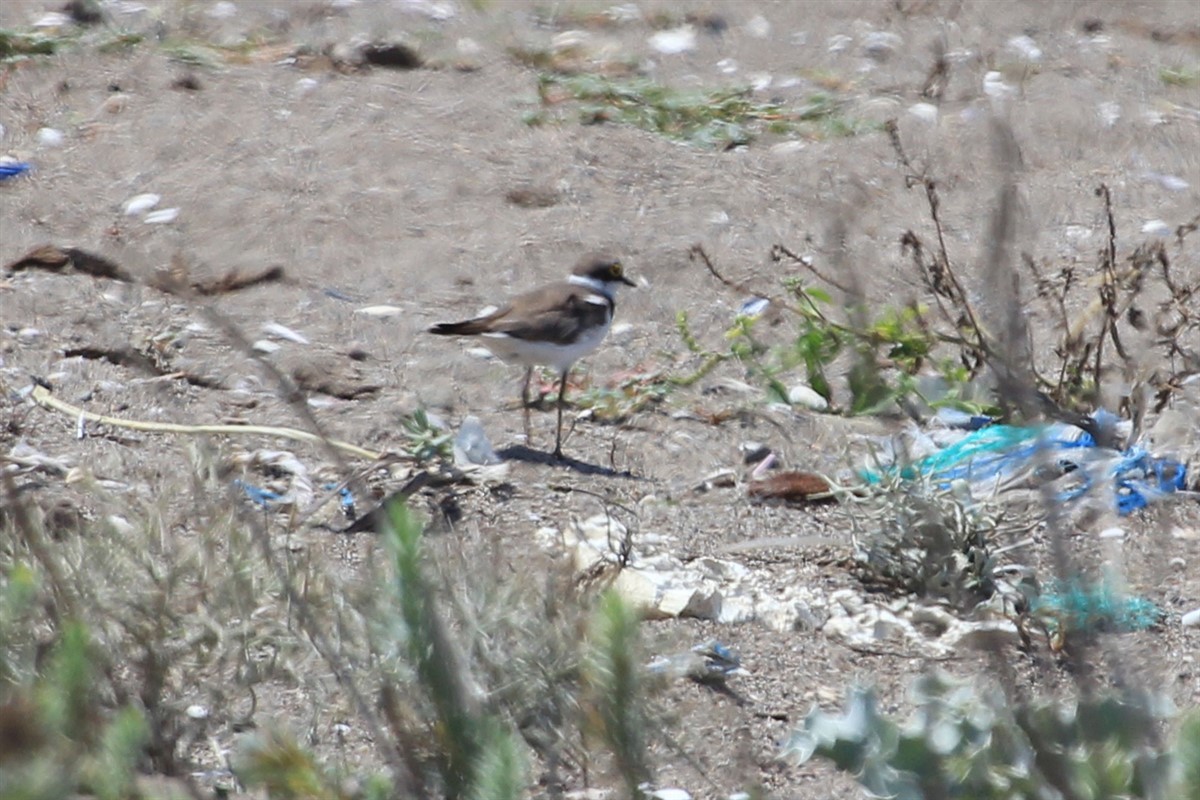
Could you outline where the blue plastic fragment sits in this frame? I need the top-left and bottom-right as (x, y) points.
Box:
(739, 297), (770, 317)
(863, 411), (1188, 515)
(234, 479), (283, 509)
(0, 162), (33, 181)
(932, 407), (995, 430)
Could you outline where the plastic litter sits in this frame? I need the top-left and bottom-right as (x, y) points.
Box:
(454, 415), (501, 466)
(648, 640), (745, 685)
(863, 410), (1188, 516)
(1033, 579), (1163, 634)
(234, 479), (283, 509)
(0, 161), (33, 180)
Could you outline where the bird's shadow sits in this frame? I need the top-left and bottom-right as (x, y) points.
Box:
(496, 445), (641, 479)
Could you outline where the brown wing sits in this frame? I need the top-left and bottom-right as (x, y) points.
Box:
(489, 284), (612, 345)
(429, 283), (612, 343)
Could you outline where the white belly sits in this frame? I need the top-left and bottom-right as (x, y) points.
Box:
(481, 320), (611, 373)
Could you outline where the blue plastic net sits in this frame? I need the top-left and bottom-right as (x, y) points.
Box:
(1033, 579), (1163, 634)
(863, 414), (1188, 516)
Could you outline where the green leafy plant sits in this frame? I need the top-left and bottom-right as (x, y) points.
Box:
(401, 408), (455, 463)
(673, 253), (978, 416)
(0, 620), (150, 800)
(534, 74), (869, 149)
(573, 369), (673, 421)
(583, 591), (652, 796)
(781, 673), (1199, 800)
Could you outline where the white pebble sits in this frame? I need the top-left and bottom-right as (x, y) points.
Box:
(1098, 527), (1125, 540)
(744, 15), (771, 39)
(262, 322), (310, 344)
(649, 790), (692, 800)
(208, 1), (237, 19)
(716, 58), (738, 75)
(827, 34), (852, 54)
(1097, 102), (1121, 128)
(34, 12), (72, 28)
(106, 516), (137, 536)
(354, 305), (403, 318)
(610, 321), (634, 340)
(908, 102), (939, 124)
(185, 705), (210, 720)
(1007, 34), (1042, 62)
(1142, 219), (1171, 237)
(862, 31), (902, 61)
(649, 26), (697, 55)
(123, 193), (161, 216)
(456, 37), (482, 56)
(252, 339), (282, 354)
(770, 140), (807, 156)
(787, 383), (829, 411)
(1155, 174), (1189, 192)
(144, 208), (179, 224)
(1182, 608), (1200, 628)
(1170, 557), (1186, 569)
(37, 128), (65, 147)
(749, 72), (773, 92)
(294, 77), (319, 96)
(466, 347), (497, 361)
(983, 71), (1015, 100)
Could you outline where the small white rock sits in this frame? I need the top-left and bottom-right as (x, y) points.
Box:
(610, 321), (634, 341)
(744, 15), (771, 39)
(34, 12), (72, 28)
(354, 305), (403, 318)
(787, 383), (829, 411)
(186, 705), (210, 720)
(648, 789), (692, 800)
(262, 322), (310, 344)
(862, 31), (902, 61)
(1098, 527), (1125, 540)
(908, 102), (939, 123)
(294, 77), (320, 96)
(827, 34), (852, 54)
(1097, 101), (1121, 128)
(144, 208), (179, 224)
(208, 1), (238, 20)
(1142, 219), (1171, 237)
(770, 140), (806, 156)
(36, 128), (65, 147)
(106, 515), (137, 536)
(1155, 174), (1189, 192)
(1007, 34), (1042, 62)
(123, 193), (161, 216)
(252, 339), (282, 354)
(983, 71), (1015, 100)
(649, 26), (697, 55)
(1182, 608), (1200, 628)
(1170, 557), (1186, 569)
(466, 347), (497, 361)
(716, 57), (738, 75)
(748, 72), (773, 92)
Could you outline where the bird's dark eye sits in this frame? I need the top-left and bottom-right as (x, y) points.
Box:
(610, 262), (623, 276)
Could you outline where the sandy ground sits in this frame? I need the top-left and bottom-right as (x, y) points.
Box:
(3, 0), (1200, 797)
